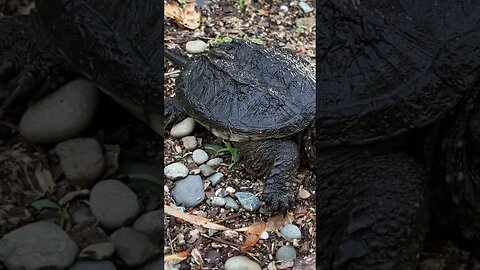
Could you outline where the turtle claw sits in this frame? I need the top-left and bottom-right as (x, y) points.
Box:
(164, 97), (184, 126)
(261, 188), (295, 214)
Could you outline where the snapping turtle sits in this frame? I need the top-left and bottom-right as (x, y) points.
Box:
(0, 0), (316, 213)
(0, 0), (164, 134)
(317, 0), (480, 269)
(165, 40), (316, 212)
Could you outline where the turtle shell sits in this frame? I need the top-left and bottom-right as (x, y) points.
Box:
(175, 40), (316, 141)
(317, 0), (480, 146)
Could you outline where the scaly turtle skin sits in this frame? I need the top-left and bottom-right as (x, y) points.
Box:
(165, 40), (316, 213)
(317, 1), (480, 269)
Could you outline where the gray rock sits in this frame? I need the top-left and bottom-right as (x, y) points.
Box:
(206, 157), (223, 169)
(164, 162), (189, 180)
(0, 221), (78, 270)
(192, 149), (209, 164)
(185, 40), (208, 54)
(138, 258), (163, 270)
(181, 136), (198, 151)
(171, 175), (205, 207)
(298, 1), (313, 13)
(211, 197), (226, 207)
(224, 197), (239, 211)
(170, 117), (195, 138)
(109, 227), (160, 267)
(280, 224), (302, 242)
(224, 256), (261, 270)
(69, 260), (117, 270)
(208, 172), (225, 186)
(296, 17), (315, 30)
(235, 192), (261, 211)
(275, 245), (297, 261)
(55, 138), (105, 188)
(19, 79), (99, 144)
(205, 250), (221, 265)
(215, 188), (227, 198)
(199, 164), (214, 177)
(89, 180), (141, 230)
(79, 242), (115, 260)
(133, 209), (164, 239)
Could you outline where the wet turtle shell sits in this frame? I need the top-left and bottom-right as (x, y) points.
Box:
(317, 1), (480, 147)
(175, 40), (316, 142)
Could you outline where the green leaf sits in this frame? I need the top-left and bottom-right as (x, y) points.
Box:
(30, 199), (61, 211)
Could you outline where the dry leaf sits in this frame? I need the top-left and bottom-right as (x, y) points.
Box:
(164, 1), (201, 30)
(235, 222), (265, 252)
(58, 189), (90, 206)
(34, 163), (55, 193)
(191, 248), (204, 265)
(101, 144), (120, 178)
(265, 213), (294, 231)
(164, 205), (230, 231)
(179, 3), (201, 29)
(165, 251), (190, 270)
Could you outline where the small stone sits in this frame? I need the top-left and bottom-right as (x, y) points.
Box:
(199, 164), (214, 177)
(192, 149), (209, 164)
(296, 17), (315, 30)
(187, 229), (200, 244)
(19, 79), (99, 144)
(196, 210), (207, 217)
(133, 209), (164, 240)
(186, 40), (209, 54)
(205, 250), (221, 265)
(280, 224), (302, 242)
(297, 188), (311, 199)
(224, 197), (239, 211)
(212, 197), (226, 207)
(170, 117), (196, 138)
(181, 136), (198, 151)
(69, 201), (95, 225)
(275, 245), (297, 261)
(298, 1), (313, 12)
(222, 230), (239, 239)
(79, 242), (115, 260)
(69, 260), (117, 270)
(235, 192), (261, 211)
(55, 138), (105, 188)
(215, 188), (227, 197)
(225, 256), (261, 270)
(206, 157), (223, 169)
(279, 4), (289, 12)
(89, 180), (141, 230)
(225, 186), (236, 194)
(260, 231), (269, 240)
(164, 162), (189, 180)
(171, 175), (205, 207)
(0, 221), (78, 270)
(208, 172), (225, 186)
(190, 168), (201, 175)
(110, 227), (160, 267)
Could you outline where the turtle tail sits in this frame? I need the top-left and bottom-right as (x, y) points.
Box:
(164, 49), (190, 67)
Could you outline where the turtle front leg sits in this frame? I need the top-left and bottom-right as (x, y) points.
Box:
(0, 15), (72, 114)
(317, 149), (429, 269)
(237, 139), (300, 213)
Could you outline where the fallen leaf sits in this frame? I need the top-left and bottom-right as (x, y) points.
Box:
(164, 1), (201, 30)
(34, 163), (55, 193)
(191, 248), (204, 265)
(235, 222), (265, 252)
(101, 144), (120, 178)
(265, 213), (294, 231)
(58, 189), (90, 206)
(165, 251), (190, 270)
(164, 205), (230, 231)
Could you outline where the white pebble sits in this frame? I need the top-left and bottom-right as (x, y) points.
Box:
(170, 117), (196, 138)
